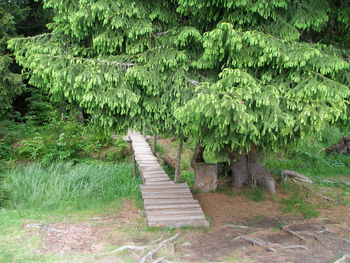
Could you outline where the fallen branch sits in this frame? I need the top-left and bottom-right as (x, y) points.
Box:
(281, 170), (313, 183)
(140, 233), (180, 263)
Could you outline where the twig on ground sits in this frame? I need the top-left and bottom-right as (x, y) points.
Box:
(140, 233), (180, 263)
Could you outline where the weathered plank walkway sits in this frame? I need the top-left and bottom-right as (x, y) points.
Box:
(128, 132), (209, 227)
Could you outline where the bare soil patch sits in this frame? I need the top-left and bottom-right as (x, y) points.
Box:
(24, 200), (142, 254)
(178, 192), (350, 263)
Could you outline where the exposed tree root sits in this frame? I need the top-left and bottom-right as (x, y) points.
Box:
(105, 233), (180, 263)
(282, 226), (307, 241)
(232, 235), (308, 252)
(281, 170), (313, 183)
(140, 233), (180, 263)
(224, 224), (249, 229)
(106, 245), (152, 254)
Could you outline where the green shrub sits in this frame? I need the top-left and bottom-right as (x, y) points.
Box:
(3, 162), (140, 210)
(180, 171), (195, 186)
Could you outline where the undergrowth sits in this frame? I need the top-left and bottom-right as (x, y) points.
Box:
(264, 127), (350, 178)
(2, 162), (141, 210)
(0, 120), (128, 164)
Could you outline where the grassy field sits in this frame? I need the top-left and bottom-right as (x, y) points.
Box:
(0, 161), (143, 263)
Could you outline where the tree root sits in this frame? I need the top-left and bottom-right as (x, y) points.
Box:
(281, 170), (313, 183)
(224, 224), (250, 229)
(232, 235), (308, 251)
(106, 245), (152, 254)
(282, 226), (307, 241)
(140, 233), (180, 263)
(105, 233), (180, 263)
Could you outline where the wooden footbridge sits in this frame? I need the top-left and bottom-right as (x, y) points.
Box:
(128, 132), (209, 227)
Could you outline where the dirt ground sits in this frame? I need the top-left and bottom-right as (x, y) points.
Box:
(23, 193), (350, 263)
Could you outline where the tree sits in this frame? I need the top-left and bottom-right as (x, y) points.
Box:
(0, 2), (23, 117)
(0, 0), (51, 119)
(8, 0), (350, 191)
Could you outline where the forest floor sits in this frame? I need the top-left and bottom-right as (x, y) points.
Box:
(3, 189), (349, 263)
(1, 126), (349, 263)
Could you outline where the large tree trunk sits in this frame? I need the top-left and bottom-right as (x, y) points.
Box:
(228, 149), (248, 188)
(228, 146), (276, 194)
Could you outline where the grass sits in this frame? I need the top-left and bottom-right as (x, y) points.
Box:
(264, 127), (350, 179)
(2, 161), (141, 211)
(279, 182), (320, 218)
(242, 187), (266, 202)
(0, 161), (143, 263)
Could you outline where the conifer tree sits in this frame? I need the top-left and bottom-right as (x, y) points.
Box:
(9, 0), (350, 190)
(0, 2), (22, 116)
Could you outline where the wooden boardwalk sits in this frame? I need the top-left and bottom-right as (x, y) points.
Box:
(128, 132), (209, 227)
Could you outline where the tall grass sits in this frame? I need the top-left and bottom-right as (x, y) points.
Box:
(2, 162), (141, 210)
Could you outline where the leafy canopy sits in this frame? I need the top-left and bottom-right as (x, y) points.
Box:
(8, 0), (350, 153)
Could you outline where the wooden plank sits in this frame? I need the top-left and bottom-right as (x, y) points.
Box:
(145, 203), (201, 210)
(140, 166), (164, 172)
(141, 189), (190, 194)
(148, 219), (209, 227)
(145, 208), (203, 216)
(147, 214), (206, 222)
(142, 193), (193, 199)
(144, 178), (171, 183)
(144, 199), (198, 205)
(141, 171), (168, 176)
(141, 183), (188, 189)
(142, 175), (169, 180)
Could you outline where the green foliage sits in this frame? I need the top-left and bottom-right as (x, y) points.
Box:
(24, 87), (59, 124)
(0, 175), (6, 207)
(2, 161), (140, 210)
(0, 120), (124, 163)
(7, 0), (350, 159)
(180, 170), (195, 187)
(264, 127), (350, 178)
